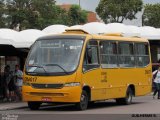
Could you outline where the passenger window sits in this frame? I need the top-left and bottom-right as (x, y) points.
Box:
(118, 42), (135, 67)
(135, 43), (150, 67)
(83, 40), (99, 71)
(100, 41), (118, 68)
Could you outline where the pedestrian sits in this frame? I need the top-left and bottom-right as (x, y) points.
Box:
(2, 65), (12, 101)
(8, 72), (16, 101)
(152, 67), (160, 99)
(14, 65), (23, 101)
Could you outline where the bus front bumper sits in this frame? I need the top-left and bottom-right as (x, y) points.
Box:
(22, 86), (82, 103)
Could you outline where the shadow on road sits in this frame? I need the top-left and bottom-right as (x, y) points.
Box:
(34, 101), (145, 112)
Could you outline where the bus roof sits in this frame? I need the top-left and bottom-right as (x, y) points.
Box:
(63, 29), (148, 42)
(37, 29), (148, 43)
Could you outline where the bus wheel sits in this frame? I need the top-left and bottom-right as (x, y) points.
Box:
(116, 87), (133, 105)
(28, 102), (41, 110)
(76, 90), (88, 110)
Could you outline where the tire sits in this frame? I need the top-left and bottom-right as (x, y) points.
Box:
(116, 87), (133, 105)
(76, 90), (88, 110)
(28, 102), (41, 110)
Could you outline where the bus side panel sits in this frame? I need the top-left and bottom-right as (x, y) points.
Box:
(82, 69), (108, 101)
(101, 68), (127, 99)
(135, 66), (152, 96)
(103, 66), (152, 99)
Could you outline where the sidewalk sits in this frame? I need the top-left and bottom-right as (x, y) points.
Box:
(0, 102), (27, 111)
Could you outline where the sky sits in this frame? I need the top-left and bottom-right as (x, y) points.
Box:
(56, 0), (160, 26)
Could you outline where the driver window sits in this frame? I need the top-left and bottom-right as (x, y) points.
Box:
(83, 40), (99, 72)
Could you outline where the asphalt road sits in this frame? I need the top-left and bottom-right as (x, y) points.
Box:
(1, 94), (160, 120)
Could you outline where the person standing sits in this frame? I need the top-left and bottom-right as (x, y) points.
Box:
(14, 65), (23, 101)
(2, 65), (12, 101)
(153, 67), (160, 99)
(8, 72), (16, 101)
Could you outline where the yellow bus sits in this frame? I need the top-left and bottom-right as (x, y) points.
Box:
(22, 29), (152, 110)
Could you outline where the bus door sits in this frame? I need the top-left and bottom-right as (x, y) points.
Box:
(99, 40), (119, 99)
(82, 40), (103, 101)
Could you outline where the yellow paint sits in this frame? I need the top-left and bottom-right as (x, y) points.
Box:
(22, 30), (152, 103)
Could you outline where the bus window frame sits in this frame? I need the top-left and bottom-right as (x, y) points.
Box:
(82, 39), (150, 72)
(118, 41), (136, 68)
(134, 42), (150, 68)
(25, 36), (86, 76)
(99, 40), (119, 69)
(82, 39), (100, 73)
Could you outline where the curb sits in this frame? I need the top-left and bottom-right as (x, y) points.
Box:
(0, 102), (28, 111)
(0, 106), (28, 111)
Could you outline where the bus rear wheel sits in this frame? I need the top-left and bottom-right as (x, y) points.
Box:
(75, 90), (88, 110)
(116, 87), (133, 105)
(28, 102), (41, 110)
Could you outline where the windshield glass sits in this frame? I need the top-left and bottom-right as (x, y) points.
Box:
(26, 39), (84, 75)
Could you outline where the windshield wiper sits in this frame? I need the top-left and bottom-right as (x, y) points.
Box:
(44, 64), (69, 75)
(27, 65), (47, 73)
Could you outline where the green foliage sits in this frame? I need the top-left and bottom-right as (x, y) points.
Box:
(0, 0), (6, 28)
(0, 1), (87, 29)
(5, 0), (58, 30)
(4, 0), (70, 30)
(96, 0), (143, 23)
(143, 4), (160, 28)
(52, 5), (70, 25)
(68, 5), (87, 26)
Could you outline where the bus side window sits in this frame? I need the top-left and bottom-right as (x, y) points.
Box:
(83, 40), (99, 72)
(135, 43), (150, 67)
(100, 41), (118, 68)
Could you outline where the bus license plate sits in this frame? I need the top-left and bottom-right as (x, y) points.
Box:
(41, 97), (52, 102)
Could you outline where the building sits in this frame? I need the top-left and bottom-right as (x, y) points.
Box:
(87, 11), (99, 22)
(59, 4), (100, 23)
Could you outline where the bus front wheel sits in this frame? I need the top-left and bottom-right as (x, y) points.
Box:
(75, 90), (88, 110)
(116, 87), (133, 105)
(28, 102), (41, 110)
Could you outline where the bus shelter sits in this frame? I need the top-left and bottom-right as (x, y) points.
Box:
(148, 37), (160, 71)
(0, 38), (29, 99)
(0, 29), (45, 99)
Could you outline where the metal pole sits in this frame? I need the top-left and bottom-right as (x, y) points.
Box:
(79, 0), (80, 7)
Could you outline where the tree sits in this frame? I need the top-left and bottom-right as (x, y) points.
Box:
(5, 0), (30, 30)
(143, 4), (160, 28)
(96, 0), (143, 23)
(5, 0), (64, 30)
(50, 5), (69, 25)
(0, 0), (6, 28)
(27, 0), (57, 29)
(2, 1), (87, 30)
(68, 5), (87, 26)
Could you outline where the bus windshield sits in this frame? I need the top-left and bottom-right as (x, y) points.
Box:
(25, 39), (84, 75)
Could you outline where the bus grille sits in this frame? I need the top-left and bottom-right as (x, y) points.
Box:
(29, 92), (64, 96)
(31, 83), (64, 89)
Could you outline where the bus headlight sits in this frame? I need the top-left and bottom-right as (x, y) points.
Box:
(64, 82), (80, 87)
(23, 82), (30, 86)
